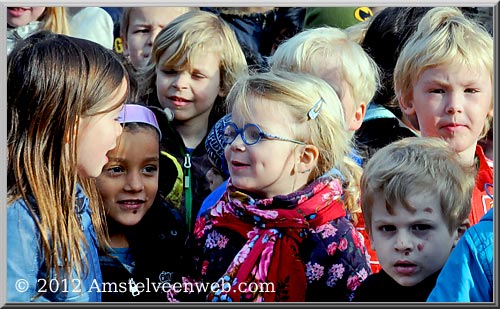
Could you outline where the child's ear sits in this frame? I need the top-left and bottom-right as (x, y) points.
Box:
(218, 86), (227, 98)
(369, 234), (376, 252)
(298, 145), (319, 173)
(453, 218), (470, 247)
(349, 101), (367, 131)
(398, 93), (416, 117)
(121, 36), (129, 57)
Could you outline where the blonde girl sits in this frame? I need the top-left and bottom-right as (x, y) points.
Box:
(190, 70), (369, 302)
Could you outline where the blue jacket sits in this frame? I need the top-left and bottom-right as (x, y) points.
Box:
(427, 208), (493, 302)
(7, 185), (102, 302)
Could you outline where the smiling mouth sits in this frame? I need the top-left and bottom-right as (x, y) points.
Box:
(231, 161), (249, 167)
(118, 200), (144, 210)
(168, 97), (191, 107)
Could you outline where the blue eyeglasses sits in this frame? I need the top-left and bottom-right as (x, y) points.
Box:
(223, 122), (306, 146)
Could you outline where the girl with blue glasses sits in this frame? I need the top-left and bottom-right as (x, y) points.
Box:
(187, 70), (369, 302)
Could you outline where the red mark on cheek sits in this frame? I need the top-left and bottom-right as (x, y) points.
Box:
(417, 243), (424, 251)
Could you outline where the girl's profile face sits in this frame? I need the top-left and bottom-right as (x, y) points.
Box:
(76, 77), (127, 178)
(96, 128), (159, 227)
(7, 7), (46, 28)
(155, 43), (224, 124)
(224, 98), (305, 198)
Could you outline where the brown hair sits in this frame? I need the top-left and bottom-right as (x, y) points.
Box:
(7, 31), (128, 297)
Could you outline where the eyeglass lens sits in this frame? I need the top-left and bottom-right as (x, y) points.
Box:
(223, 124), (261, 145)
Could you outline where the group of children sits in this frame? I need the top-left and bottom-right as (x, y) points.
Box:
(6, 6), (494, 303)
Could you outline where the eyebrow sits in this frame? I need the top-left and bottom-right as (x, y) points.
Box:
(107, 157), (159, 163)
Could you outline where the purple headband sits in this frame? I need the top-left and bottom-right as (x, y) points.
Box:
(118, 104), (162, 139)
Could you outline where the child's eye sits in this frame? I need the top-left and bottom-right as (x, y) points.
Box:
(106, 166), (124, 175)
(429, 89), (445, 94)
(192, 73), (206, 79)
(133, 28), (149, 34)
(161, 69), (177, 75)
(378, 225), (396, 233)
(142, 165), (158, 174)
(465, 88), (479, 93)
(412, 224), (432, 232)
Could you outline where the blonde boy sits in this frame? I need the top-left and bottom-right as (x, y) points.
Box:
(269, 26), (379, 132)
(355, 137), (475, 301)
(141, 10), (248, 231)
(393, 7), (493, 225)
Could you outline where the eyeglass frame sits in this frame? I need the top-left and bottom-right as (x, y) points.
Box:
(222, 122), (306, 146)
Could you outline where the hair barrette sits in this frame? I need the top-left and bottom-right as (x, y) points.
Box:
(308, 97), (324, 120)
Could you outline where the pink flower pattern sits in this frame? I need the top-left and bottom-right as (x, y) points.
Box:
(306, 262), (325, 283)
(192, 177), (371, 301)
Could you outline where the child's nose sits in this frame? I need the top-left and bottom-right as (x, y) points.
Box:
(229, 133), (246, 151)
(445, 93), (464, 114)
(172, 72), (189, 90)
(124, 171), (144, 192)
(394, 231), (414, 252)
(148, 28), (162, 46)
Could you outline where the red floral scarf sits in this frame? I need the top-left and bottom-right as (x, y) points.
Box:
(205, 177), (346, 302)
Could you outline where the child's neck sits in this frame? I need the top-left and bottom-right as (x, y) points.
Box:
(175, 117), (210, 149)
(109, 233), (129, 248)
(107, 219), (130, 248)
(457, 143), (478, 167)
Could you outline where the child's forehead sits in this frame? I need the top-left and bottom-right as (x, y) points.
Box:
(380, 190), (444, 218)
(232, 95), (286, 117)
(160, 41), (220, 66)
(416, 58), (491, 82)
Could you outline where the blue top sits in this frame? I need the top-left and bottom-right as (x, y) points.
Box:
(7, 185), (102, 302)
(362, 102), (399, 122)
(427, 208), (493, 302)
(197, 180), (228, 218)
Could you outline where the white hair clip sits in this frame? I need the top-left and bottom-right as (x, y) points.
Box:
(308, 98), (324, 120)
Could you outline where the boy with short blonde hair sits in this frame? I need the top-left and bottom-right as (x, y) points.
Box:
(393, 6), (493, 226)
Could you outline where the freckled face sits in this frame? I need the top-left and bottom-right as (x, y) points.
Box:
(369, 191), (459, 286)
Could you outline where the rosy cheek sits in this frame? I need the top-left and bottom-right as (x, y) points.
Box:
(417, 243), (424, 251)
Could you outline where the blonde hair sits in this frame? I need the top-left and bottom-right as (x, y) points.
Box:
(269, 26), (379, 112)
(142, 10), (247, 105)
(344, 18), (370, 44)
(40, 7), (71, 35)
(394, 7), (493, 138)
(361, 137), (475, 235)
(226, 70), (362, 217)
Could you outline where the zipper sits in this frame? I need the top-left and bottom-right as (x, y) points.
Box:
(183, 153), (193, 232)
